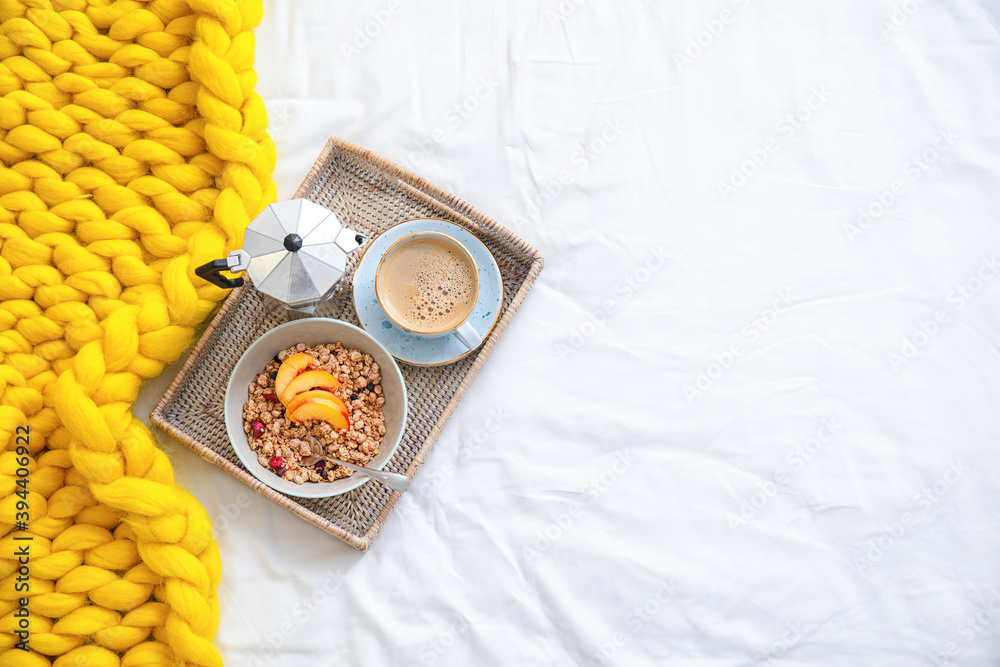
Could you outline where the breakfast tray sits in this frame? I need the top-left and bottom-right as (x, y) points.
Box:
(151, 137), (543, 550)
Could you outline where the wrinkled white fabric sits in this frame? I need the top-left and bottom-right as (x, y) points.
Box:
(136, 1), (1000, 664)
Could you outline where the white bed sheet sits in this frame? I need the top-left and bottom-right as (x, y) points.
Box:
(136, 1), (1000, 664)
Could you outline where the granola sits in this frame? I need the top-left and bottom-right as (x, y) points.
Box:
(242, 342), (386, 484)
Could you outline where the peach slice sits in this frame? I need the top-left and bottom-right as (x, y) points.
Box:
(286, 389), (348, 416)
(279, 369), (341, 405)
(274, 352), (314, 400)
(288, 397), (350, 429)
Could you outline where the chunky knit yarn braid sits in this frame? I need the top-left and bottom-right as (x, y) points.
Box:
(0, 1), (275, 665)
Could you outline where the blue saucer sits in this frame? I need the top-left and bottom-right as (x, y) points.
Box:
(352, 219), (503, 366)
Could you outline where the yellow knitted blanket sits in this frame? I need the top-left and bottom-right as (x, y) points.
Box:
(0, 1), (275, 665)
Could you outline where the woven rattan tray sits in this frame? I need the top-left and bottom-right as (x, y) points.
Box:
(151, 137), (542, 550)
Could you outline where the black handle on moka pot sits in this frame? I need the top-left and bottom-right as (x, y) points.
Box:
(195, 258), (245, 289)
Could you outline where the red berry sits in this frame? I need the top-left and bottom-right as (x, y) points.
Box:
(263, 394), (280, 403)
(251, 420), (264, 438)
(269, 456), (283, 469)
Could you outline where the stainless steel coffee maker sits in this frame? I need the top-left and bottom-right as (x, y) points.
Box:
(196, 199), (366, 314)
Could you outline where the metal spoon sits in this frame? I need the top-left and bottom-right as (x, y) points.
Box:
(303, 436), (410, 493)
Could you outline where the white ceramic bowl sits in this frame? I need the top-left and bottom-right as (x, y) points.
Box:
(224, 318), (408, 498)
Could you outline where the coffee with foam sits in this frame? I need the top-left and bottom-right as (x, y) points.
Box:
(377, 234), (478, 333)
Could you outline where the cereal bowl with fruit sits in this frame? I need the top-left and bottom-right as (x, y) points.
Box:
(224, 318), (408, 498)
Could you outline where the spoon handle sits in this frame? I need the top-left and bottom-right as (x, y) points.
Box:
(331, 457), (411, 493)
(303, 436), (411, 493)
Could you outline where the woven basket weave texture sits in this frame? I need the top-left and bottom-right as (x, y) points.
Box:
(152, 137), (543, 550)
